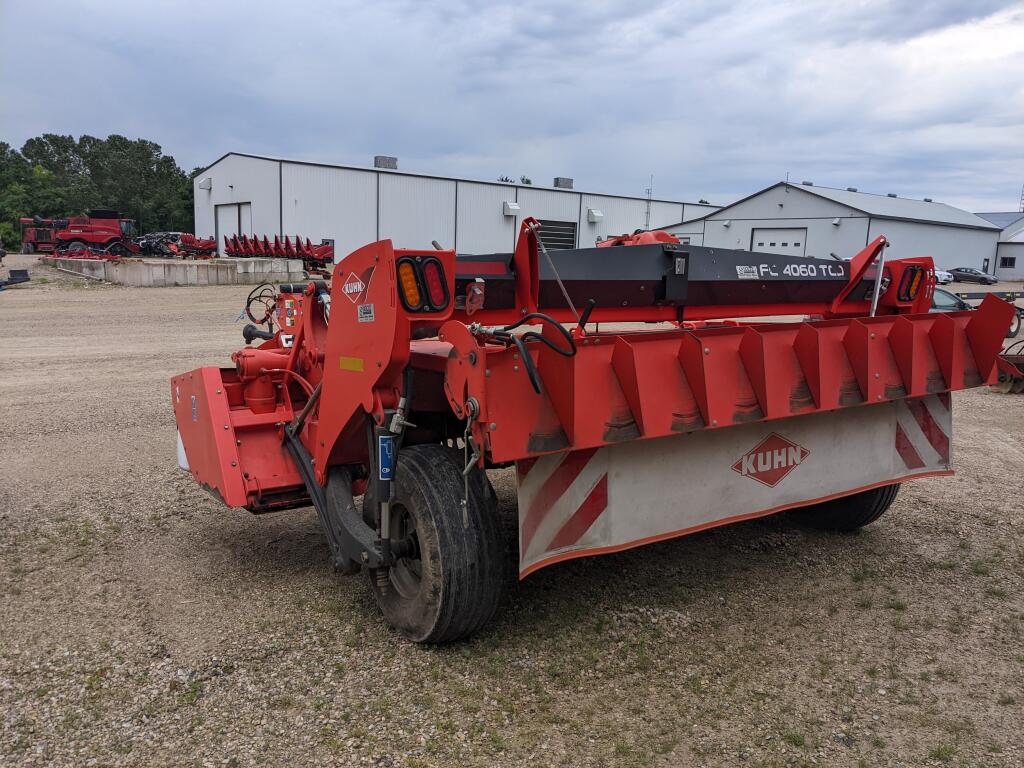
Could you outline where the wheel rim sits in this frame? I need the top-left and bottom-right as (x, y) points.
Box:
(387, 503), (422, 600)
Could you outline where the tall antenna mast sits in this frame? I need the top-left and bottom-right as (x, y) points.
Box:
(644, 174), (653, 229)
(1019, 182), (1023, 213)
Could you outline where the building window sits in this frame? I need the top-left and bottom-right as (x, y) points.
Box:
(536, 219), (577, 250)
(781, 242), (788, 246)
(1000, 256), (1017, 269)
(757, 242), (764, 247)
(679, 237), (691, 245)
(770, 242), (776, 246)
(794, 241), (801, 246)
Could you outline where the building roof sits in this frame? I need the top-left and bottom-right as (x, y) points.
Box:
(975, 211), (1024, 230)
(661, 181), (1000, 231)
(199, 151), (705, 207)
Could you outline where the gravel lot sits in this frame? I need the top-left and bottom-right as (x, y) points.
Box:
(1, 254), (1023, 768)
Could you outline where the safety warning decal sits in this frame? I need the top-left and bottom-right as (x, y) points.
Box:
(357, 304), (375, 323)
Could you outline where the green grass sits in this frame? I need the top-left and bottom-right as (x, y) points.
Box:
(782, 731), (806, 748)
(928, 743), (955, 761)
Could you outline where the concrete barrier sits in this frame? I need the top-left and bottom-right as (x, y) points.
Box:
(41, 256), (304, 287)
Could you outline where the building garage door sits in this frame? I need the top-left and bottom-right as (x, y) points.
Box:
(214, 202), (252, 254)
(751, 228), (807, 256)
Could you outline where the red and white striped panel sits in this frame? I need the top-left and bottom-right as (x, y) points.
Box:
(515, 395), (953, 577)
(895, 393), (951, 470)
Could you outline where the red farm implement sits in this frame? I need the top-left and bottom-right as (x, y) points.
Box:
(995, 340), (1024, 393)
(223, 234), (334, 272)
(172, 218), (1017, 642)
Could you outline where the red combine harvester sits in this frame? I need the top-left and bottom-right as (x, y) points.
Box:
(172, 218), (1016, 642)
(18, 216), (59, 254)
(20, 210), (137, 256)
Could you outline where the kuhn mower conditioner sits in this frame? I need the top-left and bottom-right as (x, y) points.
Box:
(172, 219), (1016, 642)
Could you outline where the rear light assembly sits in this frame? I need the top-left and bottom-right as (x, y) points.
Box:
(398, 260), (423, 310)
(422, 258), (449, 308)
(897, 265), (925, 302)
(396, 256), (449, 313)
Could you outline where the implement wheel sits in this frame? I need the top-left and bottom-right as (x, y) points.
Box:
(366, 444), (504, 643)
(789, 483), (900, 532)
(1007, 313), (1021, 339)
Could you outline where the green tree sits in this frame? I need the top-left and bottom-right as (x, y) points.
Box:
(0, 133), (195, 248)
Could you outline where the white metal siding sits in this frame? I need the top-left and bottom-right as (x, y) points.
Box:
(516, 187), (582, 245)
(996, 242), (1024, 280)
(379, 175), (456, 250)
(280, 164), (377, 257)
(649, 201), (686, 229)
(455, 182), (517, 254)
(866, 219), (999, 272)
(196, 154), (700, 260)
(193, 154), (280, 243)
(707, 185), (860, 220)
(579, 194), (647, 246)
(699, 216), (870, 260)
(680, 203), (719, 222)
(750, 227), (807, 256)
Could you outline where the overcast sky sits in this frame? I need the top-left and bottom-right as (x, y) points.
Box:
(2, 0), (1023, 211)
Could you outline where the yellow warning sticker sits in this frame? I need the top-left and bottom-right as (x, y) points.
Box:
(339, 356), (364, 372)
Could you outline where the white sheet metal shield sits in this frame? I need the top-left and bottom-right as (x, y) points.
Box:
(516, 394), (952, 577)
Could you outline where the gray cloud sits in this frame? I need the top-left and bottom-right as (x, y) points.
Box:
(1, 0), (1022, 211)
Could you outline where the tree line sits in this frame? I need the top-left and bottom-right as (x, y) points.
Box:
(0, 134), (197, 250)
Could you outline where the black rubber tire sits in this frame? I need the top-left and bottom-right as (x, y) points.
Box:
(65, 240), (87, 253)
(1007, 313), (1021, 339)
(366, 444), (504, 643)
(789, 483), (900, 531)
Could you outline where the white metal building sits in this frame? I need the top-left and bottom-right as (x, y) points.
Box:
(662, 182), (1003, 273)
(193, 153), (717, 257)
(976, 212), (1024, 281)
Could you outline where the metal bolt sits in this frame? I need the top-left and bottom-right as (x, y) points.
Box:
(468, 351), (477, 365)
(236, 439), (241, 446)
(874, 372), (880, 379)
(230, 460), (237, 467)
(870, 332), (876, 339)
(223, 424), (229, 430)
(711, 419), (718, 426)
(877, 394), (883, 400)
(216, 389), (222, 395)
(489, 422), (497, 430)
(704, 347), (711, 354)
(485, 369), (491, 377)
(513, 365), (519, 372)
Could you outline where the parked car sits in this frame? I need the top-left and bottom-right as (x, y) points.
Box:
(931, 287), (1021, 338)
(934, 269), (954, 285)
(949, 267), (998, 285)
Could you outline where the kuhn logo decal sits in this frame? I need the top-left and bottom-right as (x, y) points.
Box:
(731, 433), (809, 487)
(342, 266), (375, 304)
